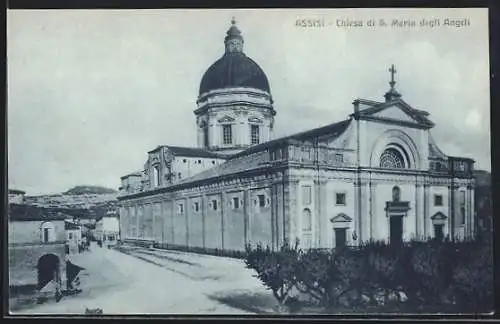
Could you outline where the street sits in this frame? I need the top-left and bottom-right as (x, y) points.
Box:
(12, 243), (277, 315)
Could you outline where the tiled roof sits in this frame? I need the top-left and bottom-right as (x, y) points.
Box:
(8, 204), (68, 222)
(166, 146), (228, 159)
(176, 118), (352, 185)
(231, 118), (352, 158)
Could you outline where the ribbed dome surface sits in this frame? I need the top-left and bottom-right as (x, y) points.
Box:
(199, 52), (271, 96)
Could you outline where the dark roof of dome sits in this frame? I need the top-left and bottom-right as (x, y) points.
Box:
(199, 52), (271, 96)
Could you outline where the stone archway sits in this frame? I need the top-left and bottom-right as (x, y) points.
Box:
(37, 253), (60, 291)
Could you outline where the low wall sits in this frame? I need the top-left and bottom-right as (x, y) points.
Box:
(9, 242), (67, 287)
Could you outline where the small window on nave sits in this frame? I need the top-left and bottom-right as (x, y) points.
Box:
(257, 194), (266, 207)
(434, 194), (443, 206)
(194, 202), (200, 212)
(335, 193), (346, 206)
(232, 197), (240, 209)
(380, 148), (406, 169)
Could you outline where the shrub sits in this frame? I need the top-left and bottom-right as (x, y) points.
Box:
(244, 237), (493, 313)
(451, 239), (493, 312)
(293, 248), (337, 306)
(244, 239), (299, 307)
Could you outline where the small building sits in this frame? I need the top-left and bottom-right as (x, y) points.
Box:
(8, 189), (26, 204)
(8, 204), (67, 300)
(65, 221), (82, 254)
(102, 212), (120, 246)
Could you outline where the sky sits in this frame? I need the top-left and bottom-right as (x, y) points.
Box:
(7, 8), (490, 195)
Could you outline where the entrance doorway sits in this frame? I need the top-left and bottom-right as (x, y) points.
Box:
(389, 215), (403, 245)
(433, 224), (444, 241)
(334, 228), (347, 248)
(37, 254), (60, 290)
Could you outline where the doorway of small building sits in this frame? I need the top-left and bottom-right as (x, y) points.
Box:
(433, 224), (444, 241)
(334, 227), (347, 249)
(389, 215), (403, 245)
(37, 253), (60, 291)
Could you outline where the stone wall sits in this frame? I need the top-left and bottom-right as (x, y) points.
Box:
(9, 242), (66, 287)
(120, 170), (284, 252)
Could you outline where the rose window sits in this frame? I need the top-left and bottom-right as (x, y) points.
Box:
(380, 148), (405, 169)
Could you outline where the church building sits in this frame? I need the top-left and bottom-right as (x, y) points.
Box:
(118, 19), (475, 252)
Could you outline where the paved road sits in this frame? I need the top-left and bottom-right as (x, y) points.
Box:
(12, 244), (275, 315)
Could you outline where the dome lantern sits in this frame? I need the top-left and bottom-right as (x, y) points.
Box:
(224, 17), (244, 53)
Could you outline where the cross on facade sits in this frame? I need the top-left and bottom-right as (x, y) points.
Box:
(389, 64), (397, 88)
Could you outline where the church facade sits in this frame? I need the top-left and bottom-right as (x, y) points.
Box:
(118, 19), (475, 252)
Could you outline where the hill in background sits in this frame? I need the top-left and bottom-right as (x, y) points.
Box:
(24, 185), (118, 219)
(64, 185), (117, 195)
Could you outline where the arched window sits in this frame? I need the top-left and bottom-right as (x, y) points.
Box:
(392, 186), (401, 202)
(40, 222), (56, 243)
(302, 208), (312, 231)
(380, 148), (406, 169)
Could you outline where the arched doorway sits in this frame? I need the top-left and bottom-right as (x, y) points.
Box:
(37, 253), (60, 291)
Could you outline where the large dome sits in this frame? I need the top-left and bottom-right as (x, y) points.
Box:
(199, 52), (270, 96)
(198, 18), (271, 96)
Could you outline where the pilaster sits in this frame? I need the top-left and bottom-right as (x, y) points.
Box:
(470, 184), (475, 238)
(185, 199), (190, 246)
(415, 183), (424, 239)
(316, 179), (328, 248)
(466, 184), (473, 238)
(170, 201), (175, 244)
(288, 179), (300, 245)
(220, 192), (225, 250)
(423, 184), (430, 238)
(160, 201), (165, 244)
(353, 179), (361, 246)
(369, 181), (376, 240)
(134, 204), (139, 238)
(360, 180), (369, 243)
(202, 194), (207, 248)
(243, 189), (250, 245)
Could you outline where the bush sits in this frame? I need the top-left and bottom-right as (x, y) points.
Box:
(293, 248), (337, 306)
(244, 238), (299, 307)
(244, 237), (493, 313)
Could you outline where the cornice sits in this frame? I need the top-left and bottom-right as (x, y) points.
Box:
(356, 115), (433, 129)
(119, 165), (286, 201)
(194, 102), (275, 116)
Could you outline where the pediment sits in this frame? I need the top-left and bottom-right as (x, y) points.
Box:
(431, 211), (447, 221)
(357, 100), (434, 128)
(371, 105), (418, 123)
(330, 213), (353, 223)
(248, 116), (263, 124)
(217, 115), (235, 123)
